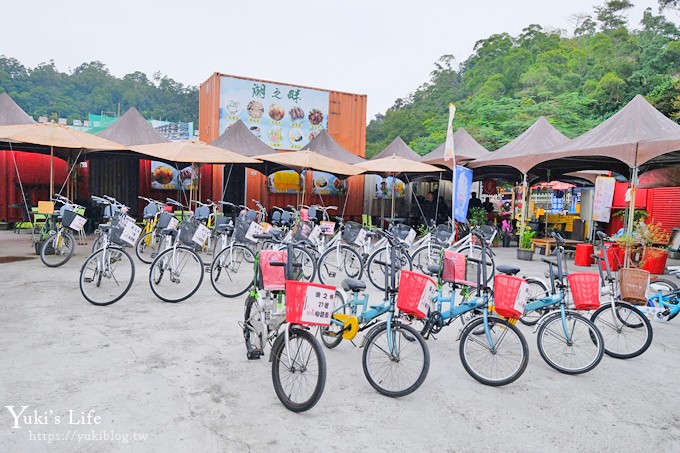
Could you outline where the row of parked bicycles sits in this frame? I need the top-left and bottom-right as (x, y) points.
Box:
(28, 194), (680, 412)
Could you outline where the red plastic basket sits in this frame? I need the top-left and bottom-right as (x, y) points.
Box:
(568, 273), (601, 310)
(493, 274), (530, 319)
(285, 281), (337, 326)
(259, 250), (287, 291)
(442, 249), (467, 283)
(396, 270), (437, 319)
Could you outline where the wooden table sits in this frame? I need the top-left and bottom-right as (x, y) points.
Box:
(530, 238), (583, 256)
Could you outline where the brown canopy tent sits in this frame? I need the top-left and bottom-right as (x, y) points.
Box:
(528, 95), (680, 235)
(303, 130), (365, 164)
(0, 93), (35, 125)
(420, 127), (490, 168)
(93, 107), (171, 211)
(371, 136), (421, 160)
(468, 116), (572, 238)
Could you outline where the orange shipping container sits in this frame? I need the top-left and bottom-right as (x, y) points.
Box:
(199, 72), (366, 221)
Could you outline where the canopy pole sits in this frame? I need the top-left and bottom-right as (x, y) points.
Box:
(625, 166), (639, 268)
(49, 146), (54, 200)
(519, 173), (528, 242)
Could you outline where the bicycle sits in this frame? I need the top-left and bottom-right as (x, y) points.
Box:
(646, 268), (680, 321)
(321, 228), (430, 397)
(134, 197), (175, 263)
(518, 234), (605, 375)
(241, 230), (332, 412)
(590, 231), (653, 359)
(410, 222), (496, 285)
(148, 205), (207, 303)
(415, 230), (529, 386)
(79, 197), (138, 306)
(365, 222), (414, 291)
(316, 217), (365, 288)
(39, 194), (86, 267)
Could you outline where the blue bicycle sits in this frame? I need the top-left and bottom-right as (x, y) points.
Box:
(320, 228), (430, 397)
(419, 230), (529, 386)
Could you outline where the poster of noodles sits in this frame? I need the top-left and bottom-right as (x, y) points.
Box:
(218, 75), (329, 150)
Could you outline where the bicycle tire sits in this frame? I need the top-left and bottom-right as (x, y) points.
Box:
(319, 290), (346, 349)
(271, 327), (326, 412)
(91, 234), (106, 253)
(362, 321), (430, 397)
(243, 295), (265, 359)
(459, 316), (528, 386)
(149, 246), (204, 303)
(317, 245), (364, 287)
(79, 247), (135, 306)
(410, 243), (443, 274)
(291, 245), (316, 282)
(366, 246), (413, 291)
(453, 244), (494, 285)
(135, 230), (163, 264)
(519, 278), (551, 326)
(590, 302), (653, 359)
(537, 312), (604, 374)
(40, 231), (75, 267)
(650, 278), (678, 293)
(210, 244), (255, 298)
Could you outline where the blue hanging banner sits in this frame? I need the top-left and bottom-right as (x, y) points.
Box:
(453, 166), (473, 223)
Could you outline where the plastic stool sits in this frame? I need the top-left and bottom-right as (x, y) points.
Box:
(574, 243), (594, 267)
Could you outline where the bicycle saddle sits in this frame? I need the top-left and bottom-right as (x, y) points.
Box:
(194, 206), (210, 221)
(427, 264), (440, 276)
(341, 278), (366, 292)
(496, 264), (520, 276)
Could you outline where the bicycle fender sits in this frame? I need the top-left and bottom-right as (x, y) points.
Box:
(359, 321), (385, 348)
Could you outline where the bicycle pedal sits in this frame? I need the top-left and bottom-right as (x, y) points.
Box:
(84, 278), (93, 283)
(247, 349), (263, 360)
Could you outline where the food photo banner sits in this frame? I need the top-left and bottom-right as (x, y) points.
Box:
(219, 76), (329, 150)
(150, 162), (197, 190)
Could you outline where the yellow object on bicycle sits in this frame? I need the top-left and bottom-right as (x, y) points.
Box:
(489, 305), (518, 325)
(333, 313), (359, 340)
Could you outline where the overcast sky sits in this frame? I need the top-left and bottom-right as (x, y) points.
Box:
(0, 0), (673, 121)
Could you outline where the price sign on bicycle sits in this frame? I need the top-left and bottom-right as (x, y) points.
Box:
(191, 223), (211, 246)
(301, 286), (335, 326)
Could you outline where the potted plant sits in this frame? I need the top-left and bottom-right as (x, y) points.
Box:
(517, 227), (535, 261)
(468, 207), (487, 228)
(500, 218), (513, 247)
(636, 220), (670, 274)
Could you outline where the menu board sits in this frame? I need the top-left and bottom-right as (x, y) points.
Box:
(593, 176), (616, 222)
(219, 76), (329, 150)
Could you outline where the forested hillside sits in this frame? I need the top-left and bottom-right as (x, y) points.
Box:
(366, 1), (680, 157)
(0, 59), (197, 124)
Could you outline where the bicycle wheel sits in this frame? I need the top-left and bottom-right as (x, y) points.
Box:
(149, 246), (204, 303)
(590, 302), (653, 359)
(650, 278), (678, 293)
(135, 230), (163, 264)
(537, 312), (604, 374)
(40, 231), (75, 267)
(79, 247), (135, 306)
(362, 321), (429, 397)
(317, 245), (363, 287)
(319, 290), (346, 349)
(366, 246), (412, 291)
(453, 244), (494, 285)
(91, 234), (106, 253)
(243, 295), (265, 359)
(291, 245), (316, 282)
(459, 316), (528, 386)
(210, 244), (255, 298)
(410, 243), (443, 274)
(271, 327), (326, 412)
(519, 278), (551, 326)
